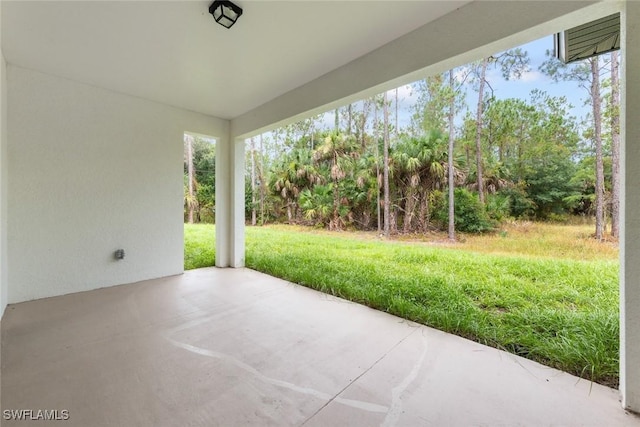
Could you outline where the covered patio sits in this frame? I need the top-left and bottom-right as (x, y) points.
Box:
(2, 268), (637, 426)
(1, 0), (640, 423)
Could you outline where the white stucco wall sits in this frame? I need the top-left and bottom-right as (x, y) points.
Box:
(6, 66), (227, 303)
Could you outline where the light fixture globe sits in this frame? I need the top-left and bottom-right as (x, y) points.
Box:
(209, 0), (243, 29)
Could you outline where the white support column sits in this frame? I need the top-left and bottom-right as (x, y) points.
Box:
(0, 0), (7, 318)
(214, 134), (245, 268)
(620, 0), (640, 413)
(215, 134), (230, 267)
(230, 136), (245, 267)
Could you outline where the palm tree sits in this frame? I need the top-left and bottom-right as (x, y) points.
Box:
(313, 133), (359, 230)
(392, 132), (447, 232)
(299, 185), (333, 227)
(271, 148), (319, 223)
(351, 153), (380, 228)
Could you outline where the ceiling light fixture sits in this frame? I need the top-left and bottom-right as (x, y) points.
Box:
(209, 0), (243, 29)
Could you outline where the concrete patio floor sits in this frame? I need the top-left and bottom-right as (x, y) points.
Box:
(1, 267), (639, 426)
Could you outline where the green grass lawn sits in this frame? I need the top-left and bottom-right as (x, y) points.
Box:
(184, 223), (217, 270)
(184, 223), (619, 387)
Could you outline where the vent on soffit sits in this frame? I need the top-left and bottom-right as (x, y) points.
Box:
(554, 13), (620, 64)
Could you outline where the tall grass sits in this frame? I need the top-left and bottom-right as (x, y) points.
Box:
(184, 223), (619, 386)
(458, 221), (618, 261)
(184, 223), (216, 270)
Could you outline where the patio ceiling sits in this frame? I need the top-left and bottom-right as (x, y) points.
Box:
(0, 1), (468, 120)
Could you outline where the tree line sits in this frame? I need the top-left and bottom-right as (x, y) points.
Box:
(185, 47), (620, 241)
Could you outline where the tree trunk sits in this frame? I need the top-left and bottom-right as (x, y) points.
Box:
(610, 51), (620, 238)
(464, 145), (470, 172)
(418, 190), (428, 233)
(360, 101), (368, 148)
(374, 96), (381, 233)
(424, 187), (431, 231)
(591, 57), (604, 241)
(448, 69), (456, 241)
(259, 134), (266, 225)
(517, 123), (525, 178)
(403, 186), (416, 233)
(250, 138), (256, 226)
(334, 108), (340, 133)
(475, 58), (488, 205)
(332, 153), (340, 231)
(185, 134), (196, 224)
(390, 208), (398, 234)
(310, 121), (315, 150)
(363, 211), (371, 229)
(347, 104), (352, 135)
(395, 87), (399, 138)
(383, 92), (391, 237)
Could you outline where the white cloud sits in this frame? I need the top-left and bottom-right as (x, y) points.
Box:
(386, 84), (413, 100)
(518, 69), (543, 83)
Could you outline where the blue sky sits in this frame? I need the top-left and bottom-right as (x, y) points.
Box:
(387, 35), (593, 131)
(487, 36), (590, 116)
(303, 34), (595, 137)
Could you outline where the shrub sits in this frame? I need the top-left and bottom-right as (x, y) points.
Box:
(432, 188), (495, 233)
(486, 193), (512, 222)
(498, 185), (535, 219)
